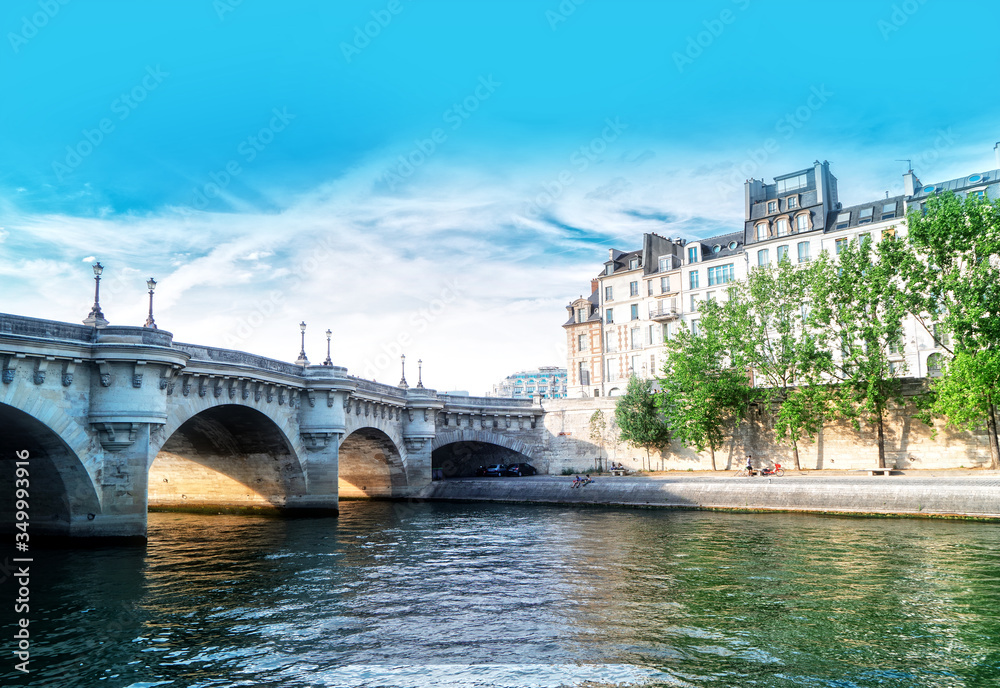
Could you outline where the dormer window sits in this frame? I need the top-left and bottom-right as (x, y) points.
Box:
(776, 218), (789, 237)
(836, 212), (851, 230)
(767, 201), (777, 214)
(858, 207), (874, 225)
(756, 223), (768, 241)
(787, 196), (798, 209)
(657, 256), (669, 272)
(881, 202), (896, 220)
(606, 264), (613, 276)
(687, 246), (699, 264)
(629, 257), (639, 270)
(796, 213), (810, 232)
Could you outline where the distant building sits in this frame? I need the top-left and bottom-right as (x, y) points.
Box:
(490, 366), (567, 399)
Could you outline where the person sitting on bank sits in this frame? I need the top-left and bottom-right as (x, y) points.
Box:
(571, 475), (583, 488)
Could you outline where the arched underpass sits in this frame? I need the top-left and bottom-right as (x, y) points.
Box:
(432, 441), (534, 478)
(149, 405), (305, 512)
(338, 427), (406, 499)
(0, 403), (100, 537)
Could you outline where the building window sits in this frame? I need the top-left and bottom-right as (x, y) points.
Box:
(835, 238), (847, 254)
(660, 276), (670, 293)
(630, 355), (640, 376)
(836, 212), (851, 229)
(605, 308), (613, 324)
(647, 281), (653, 296)
(777, 244), (789, 262)
(578, 333), (586, 352)
(706, 291), (716, 302)
(757, 248), (769, 266)
(689, 270), (699, 289)
(859, 207), (874, 224)
(787, 196), (798, 209)
(882, 227), (896, 241)
(881, 202), (896, 220)
(776, 218), (789, 236)
(888, 335), (903, 355)
(606, 264), (613, 276)
(690, 294), (698, 312)
(691, 320), (700, 336)
(756, 223), (768, 241)
(630, 281), (639, 297)
(797, 241), (810, 263)
(647, 324), (656, 345)
(629, 257), (639, 270)
(630, 304), (639, 320)
(631, 328), (640, 349)
(688, 246), (699, 264)
(767, 201), (777, 214)
(970, 189), (986, 199)
(859, 233), (871, 248)
(776, 173), (808, 194)
(605, 286), (613, 301)
(708, 263), (735, 286)
(796, 213), (809, 232)
(927, 353), (942, 377)
(605, 330), (617, 352)
(933, 324), (950, 347)
(658, 256), (669, 272)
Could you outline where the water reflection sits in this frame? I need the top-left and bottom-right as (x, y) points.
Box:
(2, 504), (998, 687)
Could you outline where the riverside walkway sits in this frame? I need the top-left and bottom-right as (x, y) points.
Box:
(418, 470), (1000, 520)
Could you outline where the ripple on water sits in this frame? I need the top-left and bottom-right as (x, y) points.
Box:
(3, 504), (999, 688)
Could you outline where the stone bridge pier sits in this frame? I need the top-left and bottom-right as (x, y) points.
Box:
(0, 313), (542, 542)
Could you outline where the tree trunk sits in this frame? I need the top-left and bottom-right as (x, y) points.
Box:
(876, 413), (886, 469)
(791, 439), (801, 471)
(709, 445), (717, 471)
(987, 401), (1000, 470)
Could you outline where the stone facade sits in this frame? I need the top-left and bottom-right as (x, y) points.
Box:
(536, 389), (993, 474)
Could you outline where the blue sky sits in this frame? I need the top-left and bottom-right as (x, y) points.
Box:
(2, 0), (999, 393)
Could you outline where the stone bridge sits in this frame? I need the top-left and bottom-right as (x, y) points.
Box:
(0, 314), (546, 541)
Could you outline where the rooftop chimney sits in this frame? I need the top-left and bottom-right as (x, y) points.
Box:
(903, 168), (920, 197)
(590, 278), (599, 294)
(608, 248), (615, 261)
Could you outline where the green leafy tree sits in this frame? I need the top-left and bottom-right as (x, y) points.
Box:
(893, 192), (1000, 468)
(811, 236), (909, 468)
(718, 256), (835, 470)
(589, 409), (607, 472)
(658, 306), (757, 470)
(614, 375), (671, 471)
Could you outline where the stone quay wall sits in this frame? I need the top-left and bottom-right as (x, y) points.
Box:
(418, 475), (1000, 520)
(534, 381), (992, 475)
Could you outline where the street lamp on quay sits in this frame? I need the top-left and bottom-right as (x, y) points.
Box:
(398, 354), (408, 389)
(323, 329), (333, 366)
(83, 261), (109, 327)
(295, 321), (310, 366)
(144, 277), (158, 329)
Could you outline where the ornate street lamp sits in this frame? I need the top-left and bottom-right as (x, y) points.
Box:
(83, 261), (109, 327)
(416, 358), (424, 388)
(323, 329), (333, 366)
(295, 321), (310, 366)
(398, 354), (408, 389)
(144, 277), (158, 329)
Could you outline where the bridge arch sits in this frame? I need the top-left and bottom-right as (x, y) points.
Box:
(0, 402), (101, 536)
(431, 430), (537, 478)
(338, 427), (407, 498)
(149, 404), (307, 511)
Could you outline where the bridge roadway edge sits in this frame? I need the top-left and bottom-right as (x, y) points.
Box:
(414, 475), (1000, 521)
